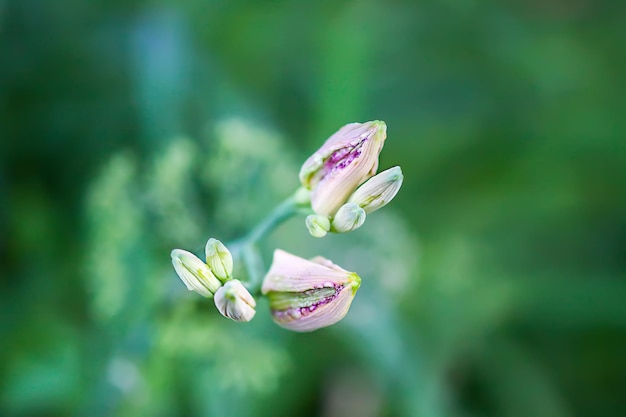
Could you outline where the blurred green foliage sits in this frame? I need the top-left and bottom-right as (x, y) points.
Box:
(1, 0), (625, 416)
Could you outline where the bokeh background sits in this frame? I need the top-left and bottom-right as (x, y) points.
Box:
(1, 1), (625, 416)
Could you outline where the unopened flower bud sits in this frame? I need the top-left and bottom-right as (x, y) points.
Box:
(214, 279), (256, 322)
(262, 250), (361, 332)
(348, 166), (403, 214)
(171, 249), (221, 298)
(331, 203), (366, 233)
(305, 214), (331, 238)
(293, 186), (311, 206)
(205, 238), (233, 282)
(299, 121), (387, 217)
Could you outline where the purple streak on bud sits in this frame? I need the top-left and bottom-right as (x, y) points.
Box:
(271, 283), (343, 322)
(324, 145), (362, 176)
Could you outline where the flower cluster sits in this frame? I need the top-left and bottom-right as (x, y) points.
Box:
(299, 121), (403, 237)
(171, 120), (402, 332)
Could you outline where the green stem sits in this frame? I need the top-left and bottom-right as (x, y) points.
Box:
(229, 189), (310, 293)
(242, 244), (265, 294)
(243, 195), (300, 245)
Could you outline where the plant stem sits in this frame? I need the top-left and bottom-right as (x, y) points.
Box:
(243, 194), (300, 245)
(229, 189), (310, 293)
(242, 244), (265, 294)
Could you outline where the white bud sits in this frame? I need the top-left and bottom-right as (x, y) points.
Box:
(214, 280), (256, 322)
(171, 249), (221, 298)
(348, 166), (403, 213)
(205, 238), (233, 282)
(331, 203), (366, 233)
(305, 214), (331, 238)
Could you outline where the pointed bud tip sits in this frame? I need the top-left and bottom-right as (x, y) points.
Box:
(369, 120), (386, 130)
(367, 120), (387, 140)
(388, 165), (403, 180)
(348, 273), (361, 295)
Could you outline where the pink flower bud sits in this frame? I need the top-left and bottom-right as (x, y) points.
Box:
(299, 121), (387, 217)
(262, 249), (361, 332)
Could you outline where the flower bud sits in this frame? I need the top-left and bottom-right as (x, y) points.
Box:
(214, 279), (256, 322)
(293, 186), (311, 206)
(305, 214), (331, 238)
(205, 238), (233, 282)
(262, 250), (361, 332)
(171, 249), (221, 298)
(331, 203), (366, 233)
(348, 166), (403, 214)
(299, 121), (387, 217)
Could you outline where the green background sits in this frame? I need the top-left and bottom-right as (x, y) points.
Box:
(1, 1), (625, 416)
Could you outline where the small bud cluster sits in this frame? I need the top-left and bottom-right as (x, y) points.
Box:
(171, 239), (256, 322)
(299, 121), (403, 237)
